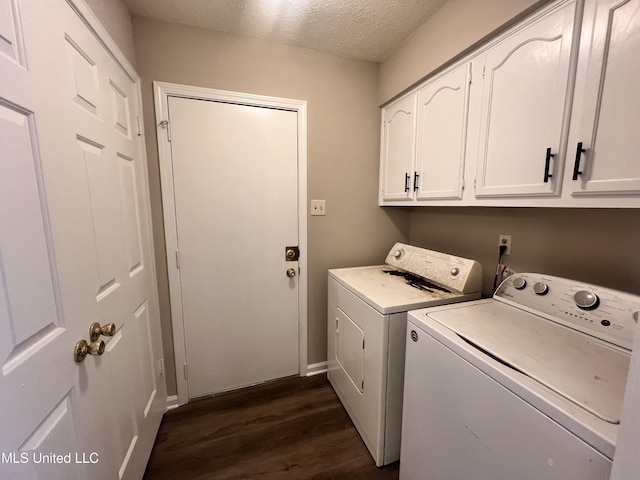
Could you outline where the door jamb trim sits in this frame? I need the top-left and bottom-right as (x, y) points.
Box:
(153, 81), (308, 406)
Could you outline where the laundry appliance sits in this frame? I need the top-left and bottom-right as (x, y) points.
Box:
(401, 273), (639, 479)
(327, 243), (483, 466)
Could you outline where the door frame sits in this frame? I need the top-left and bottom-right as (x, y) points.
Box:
(153, 82), (308, 406)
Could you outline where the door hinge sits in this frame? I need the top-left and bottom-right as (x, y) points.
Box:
(183, 363), (188, 380)
(159, 119), (171, 142)
(482, 66), (486, 78)
(175, 250), (180, 269)
(159, 358), (165, 376)
(362, 339), (365, 349)
(136, 116), (142, 136)
(361, 380), (364, 390)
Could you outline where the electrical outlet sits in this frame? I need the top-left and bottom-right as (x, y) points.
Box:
(311, 200), (326, 216)
(498, 234), (512, 255)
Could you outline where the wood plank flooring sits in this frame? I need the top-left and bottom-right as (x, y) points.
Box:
(143, 375), (400, 480)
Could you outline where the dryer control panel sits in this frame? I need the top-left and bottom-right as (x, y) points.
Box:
(385, 243), (482, 295)
(495, 273), (639, 351)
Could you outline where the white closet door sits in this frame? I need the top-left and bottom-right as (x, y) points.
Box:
(0, 1), (165, 479)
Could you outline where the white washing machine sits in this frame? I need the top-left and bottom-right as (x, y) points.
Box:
(327, 243), (483, 466)
(401, 273), (639, 480)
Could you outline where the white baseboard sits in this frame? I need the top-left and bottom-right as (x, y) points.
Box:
(306, 361), (327, 377)
(166, 395), (180, 411)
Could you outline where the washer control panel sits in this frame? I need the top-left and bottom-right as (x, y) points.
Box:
(495, 273), (639, 350)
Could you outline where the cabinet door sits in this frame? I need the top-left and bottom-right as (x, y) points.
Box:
(380, 95), (416, 201)
(475, 1), (577, 197)
(565, 0), (640, 198)
(415, 63), (471, 200)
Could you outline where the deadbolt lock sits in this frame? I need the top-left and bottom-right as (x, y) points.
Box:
(285, 246), (299, 261)
(89, 322), (116, 342)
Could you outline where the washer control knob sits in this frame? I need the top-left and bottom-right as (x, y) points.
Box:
(512, 277), (527, 290)
(533, 282), (549, 295)
(394, 249), (403, 259)
(450, 267), (460, 276)
(574, 290), (599, 310)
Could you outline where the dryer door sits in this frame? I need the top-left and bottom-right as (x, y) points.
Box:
(336, 308), (365, 392)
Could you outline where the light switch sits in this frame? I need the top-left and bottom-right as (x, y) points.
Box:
(311, 200), (326, 216)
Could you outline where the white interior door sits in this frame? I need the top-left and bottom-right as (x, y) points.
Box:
(165, 94), (301, 399)
(0, 1), (165, 479)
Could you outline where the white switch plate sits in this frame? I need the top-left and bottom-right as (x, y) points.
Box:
(311, 199), (326, 216)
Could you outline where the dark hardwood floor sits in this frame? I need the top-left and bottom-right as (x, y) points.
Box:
(143, 375), (399, 480)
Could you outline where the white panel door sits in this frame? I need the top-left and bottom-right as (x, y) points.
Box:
(474, 0), (576, 197)
(167, 96), (299, 399)
(0, 1), (165, 479)
(415, 63), (471, 200)
(565, 0), (640, 197)
(380, 95), (417, 201)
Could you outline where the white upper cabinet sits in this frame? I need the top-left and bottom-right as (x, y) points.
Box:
(564, 0), (640, 201)
(380, 95), (417, 202)
(415, 63), (472, 200)
(379, 62), (472, 205)
(379, 0), (640, 208)
(474, 0), (577, 198)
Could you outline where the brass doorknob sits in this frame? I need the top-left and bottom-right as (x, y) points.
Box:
(89, 322), (116, 341)
(74, 339), (106, 363)
(286, 268), (296, 278)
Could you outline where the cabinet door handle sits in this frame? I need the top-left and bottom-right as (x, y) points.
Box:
(413, 172), (420, 191)
(543, 147), (555, 183)
(572, 142), (585, 180)
(404, 173), (410, 192)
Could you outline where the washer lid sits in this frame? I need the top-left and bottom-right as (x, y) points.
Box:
(428, 301), (631, 424)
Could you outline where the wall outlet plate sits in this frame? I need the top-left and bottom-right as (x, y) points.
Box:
(498, 234), (512, 255)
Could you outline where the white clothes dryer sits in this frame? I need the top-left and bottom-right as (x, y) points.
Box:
(327, 243), (483, 466)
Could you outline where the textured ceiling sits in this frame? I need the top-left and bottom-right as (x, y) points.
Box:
(123, 0), (448, 62)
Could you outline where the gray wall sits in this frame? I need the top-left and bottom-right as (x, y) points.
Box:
(378, 0), (548, 104)
(132, 17), (410, 395)
(408, 207), (640, 298)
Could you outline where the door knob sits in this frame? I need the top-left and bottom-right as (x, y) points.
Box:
(74, 339), (106, 363)
(286, 268), (297, 278)
(89, 322), (116, 342)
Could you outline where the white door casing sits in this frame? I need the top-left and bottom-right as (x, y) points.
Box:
(0, 1), (165, 479)
(154, 82), (308, 405)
